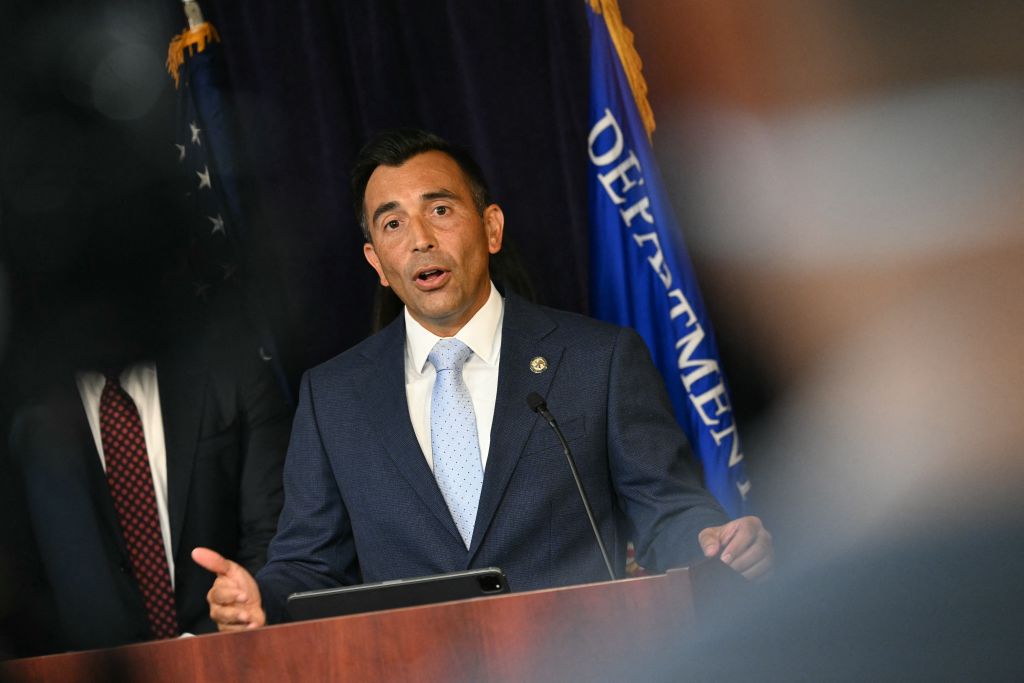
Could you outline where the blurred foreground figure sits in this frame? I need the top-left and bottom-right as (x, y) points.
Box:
(615, 0), (1024, 679)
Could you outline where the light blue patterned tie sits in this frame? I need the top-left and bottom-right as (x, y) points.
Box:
(428, 338), (483, 549)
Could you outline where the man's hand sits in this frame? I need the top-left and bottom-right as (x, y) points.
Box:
(191, 547), (266, 631)
(698, 516), (774, 581)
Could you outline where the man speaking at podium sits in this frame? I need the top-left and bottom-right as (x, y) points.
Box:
(194, 129), (772, 629)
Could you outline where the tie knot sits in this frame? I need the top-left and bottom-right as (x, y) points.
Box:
(428, 338), (473, 373)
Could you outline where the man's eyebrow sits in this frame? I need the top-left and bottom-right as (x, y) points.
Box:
(422, 189), (458, 202)
(371, 200), (400, 227)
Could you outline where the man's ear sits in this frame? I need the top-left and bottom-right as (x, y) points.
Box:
(363, 242), (390, 287)
(484, 204), (505, 255)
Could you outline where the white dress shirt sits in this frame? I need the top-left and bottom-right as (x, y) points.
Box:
(76, 363), (175, 586)
(404, 282), (504, 471)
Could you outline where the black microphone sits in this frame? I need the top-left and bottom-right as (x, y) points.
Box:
(526, 392), (616, 581)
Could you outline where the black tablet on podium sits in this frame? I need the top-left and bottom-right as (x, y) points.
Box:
(286, 567), (509, 621)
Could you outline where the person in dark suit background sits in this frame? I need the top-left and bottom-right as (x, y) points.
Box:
(193, 129), (773, 630)
(0, 0), (291, 654)
(6, 224), (292, 652)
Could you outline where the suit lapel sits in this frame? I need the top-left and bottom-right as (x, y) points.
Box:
(157, 350), (206, 562)
(62, 380), (130, 560)
(468, 296), (563, 560)
(364, 317), (465, 546)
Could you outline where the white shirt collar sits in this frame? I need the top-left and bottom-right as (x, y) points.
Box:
(405, 282), (504, 374)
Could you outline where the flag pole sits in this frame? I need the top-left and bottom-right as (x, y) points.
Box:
(181, 0), (205, 29)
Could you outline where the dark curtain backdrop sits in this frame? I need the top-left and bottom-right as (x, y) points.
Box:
(197, 0), (592, 378)
(1, 0), (592, 397)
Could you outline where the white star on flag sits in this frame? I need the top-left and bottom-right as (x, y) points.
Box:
(208, 214), (226, 235)
(197, 166), (212, 189)
(175, 143), (186, 162)
(190, 121), (202, 145)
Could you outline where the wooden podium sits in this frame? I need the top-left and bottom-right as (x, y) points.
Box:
(1, 567), (713, 682)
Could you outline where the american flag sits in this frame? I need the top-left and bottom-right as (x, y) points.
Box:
(167, 6), (291, 404)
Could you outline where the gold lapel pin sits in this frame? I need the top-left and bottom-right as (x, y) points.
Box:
(530, 356), (548, 374)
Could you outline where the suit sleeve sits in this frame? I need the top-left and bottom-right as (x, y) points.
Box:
(605, 326), (729, 571)
(233, 353), (293, 575)
(255, 371), (360, 624)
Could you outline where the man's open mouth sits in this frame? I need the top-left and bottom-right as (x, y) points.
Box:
(416, 268), (447, 282)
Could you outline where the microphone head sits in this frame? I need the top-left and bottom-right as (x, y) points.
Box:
(526, 392), (546, 413)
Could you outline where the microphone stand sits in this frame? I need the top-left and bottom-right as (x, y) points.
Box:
(527, 392), (616, 581)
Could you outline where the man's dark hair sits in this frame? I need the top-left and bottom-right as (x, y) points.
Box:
(351, 128), (493, 241)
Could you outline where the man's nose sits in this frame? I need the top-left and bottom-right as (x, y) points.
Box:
(409, 216), (435, 251)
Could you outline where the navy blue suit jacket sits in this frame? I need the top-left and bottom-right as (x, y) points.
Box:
(257, 294), (727, 622)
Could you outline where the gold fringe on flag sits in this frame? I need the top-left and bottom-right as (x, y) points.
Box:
(166, 22), (221, 89)
(586, 0), (656, 141)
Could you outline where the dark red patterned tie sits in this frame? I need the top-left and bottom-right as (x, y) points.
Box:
(100, 375), (179, 639)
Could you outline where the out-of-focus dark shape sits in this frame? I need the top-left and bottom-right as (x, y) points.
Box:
(0, 1), (292, 655)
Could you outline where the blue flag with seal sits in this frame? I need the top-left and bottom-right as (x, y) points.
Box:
(586, 0), (750, 516)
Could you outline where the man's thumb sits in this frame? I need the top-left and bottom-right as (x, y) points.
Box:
(192, 547), (233, 576)
(699, 528), (721, 558)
